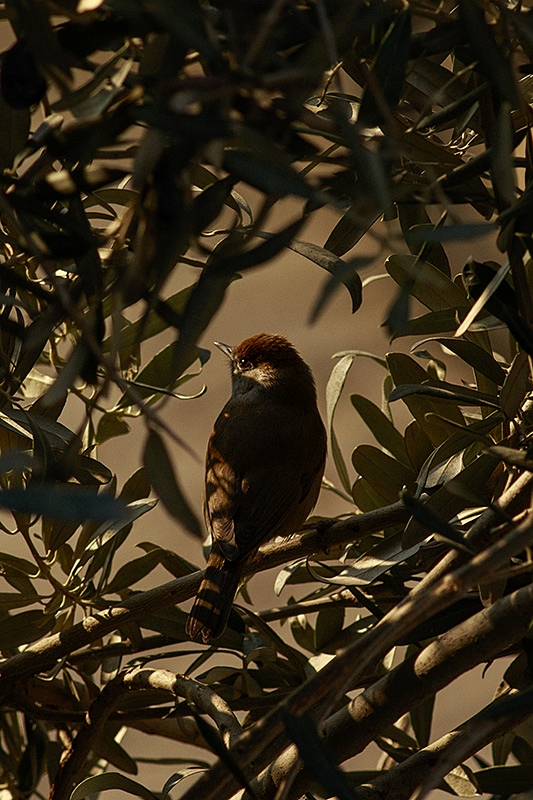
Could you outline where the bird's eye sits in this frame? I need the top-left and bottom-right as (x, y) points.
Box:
(239, 358), (253, 370)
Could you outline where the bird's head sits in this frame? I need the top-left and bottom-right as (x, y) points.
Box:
(215, 333), (316, 399)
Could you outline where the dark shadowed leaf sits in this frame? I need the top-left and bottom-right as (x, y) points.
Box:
(352, 445), (415, 504)
(412, 338), (506, 386)
(224, 131), (317, 200)
(475, 765), (533, 794)
(410, 689), (435, 749)
(358, 9), (412, 127)
(389, 383), (500, 410)
(350, 394), (409, 465)
(403, 452), (499, 547)
(0, 485), (126, 523)
(500, 351), (530, 419)
(143, 429), (201, 538)
(324, 205), (381, 257)
(385, 254), (468, 312)
(0, 609), (56, 650)
(402, 493), (473, 553)
(459, 0), (520, 106)
(282, 710), (358, 800)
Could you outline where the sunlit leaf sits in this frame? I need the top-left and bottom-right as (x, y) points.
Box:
(71, 773), (159, 800)
(326, 354), (355, 493)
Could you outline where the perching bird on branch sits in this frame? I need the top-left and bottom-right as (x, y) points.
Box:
(186, 333), (327, 643)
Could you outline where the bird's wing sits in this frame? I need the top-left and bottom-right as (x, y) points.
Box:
(204, 438), (242, 559)
(204, 400), (326, 561)
(232, 430), (325, 556)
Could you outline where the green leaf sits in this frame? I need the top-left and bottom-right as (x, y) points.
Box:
(0, 410), (74, 450)
(500, 351), (530, 419)
(350, 394), (409, 465)
(326, 354), (355, 493)
(459, 0), (520, 107)
(402, 493), (473, 553)
(390, 308), (471, 339)
(324, 204), (381, 257)
(119, 468), (151, 503)
(46, 518), (80, 553)
(486, 445), (533, 472)
(70, 773), (159, 800)
(96, 412), (130, 445)
(117, 342), (208, 406)
(228, 218), (305, 273)
(443, 764), (480, 796)
(143, 429), (201, 538)
(389, 383), (500, 410)
(403, 452), (499, 547)
(413, 337), (506, 387)
(397, 203), (450, 275)
(162, 770), (206, 799)
(315, 606), (345, 651)
(387, 353), (465, 444)
(410, 690), (435, 749)
(105, 550), (164, 594)
(0, 609), (56, 650)
(102, 284), (195, 353)
(224, 129), (317, 200)
(385, 254), (468, 312)
(93, 727), (138, 773)
(475, 765), (533, 794)
(0, 485), (126, 523)
(358, 9), (412, 126)
(352, 445), (415, 504)
(352, 476), (389, 511)
(137, 542), (197, 577)
(278, 240), (364, 321)
(191, 174), (235, 235)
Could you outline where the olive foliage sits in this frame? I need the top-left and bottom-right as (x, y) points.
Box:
(1, 1), (533, 799)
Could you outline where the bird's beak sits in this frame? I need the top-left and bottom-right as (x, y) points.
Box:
(214, 341), (233, 358)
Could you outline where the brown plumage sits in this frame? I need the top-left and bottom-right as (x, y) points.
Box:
(185, 333), (327, 643)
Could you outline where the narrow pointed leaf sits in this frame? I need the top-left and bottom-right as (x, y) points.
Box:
(143, 429), (201, 538)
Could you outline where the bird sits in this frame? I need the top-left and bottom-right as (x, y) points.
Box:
(185, 333), (327, 643)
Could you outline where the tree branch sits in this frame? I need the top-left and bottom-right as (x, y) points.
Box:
(49, 676), (127, 800)
(177, 507), (533, 800)
(354, 688), (533, 800)
(123, 667), (242, 748)
(0, 501), (408, 688)
(271, 580), (533, 800)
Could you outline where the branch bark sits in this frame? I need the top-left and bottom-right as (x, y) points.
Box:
(49, 676), (126, 800)
(353, 688), (533, 800)
(123, 667), (242, 748)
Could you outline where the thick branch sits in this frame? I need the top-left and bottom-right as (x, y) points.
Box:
(412, 469), (533, 595)
(49, 676), (126, 800)
(123, 667), (242, 748)
(354, 689), (533, 800)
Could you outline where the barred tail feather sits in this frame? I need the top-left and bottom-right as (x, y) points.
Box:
(186, 550), (241, 643)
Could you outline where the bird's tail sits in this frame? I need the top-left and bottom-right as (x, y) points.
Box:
(186, 549), (241, 643)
